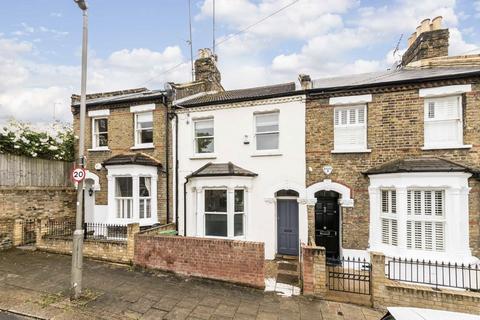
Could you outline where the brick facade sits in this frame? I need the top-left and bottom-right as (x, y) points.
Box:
(134, 234), (265, 288)
(306, 79), (480, 256)
(72, 99), (173, 225)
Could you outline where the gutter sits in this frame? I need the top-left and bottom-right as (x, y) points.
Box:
(308, 70), (480, 96)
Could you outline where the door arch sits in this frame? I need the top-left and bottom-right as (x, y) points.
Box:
(314, 190), (340, 259)
(276, 189), (299, 256)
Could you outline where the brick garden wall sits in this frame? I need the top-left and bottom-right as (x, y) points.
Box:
(306, 79), (480, 255)
(134, 235), (265, 288)
(72, 100), (173, 225)
(370, 252), (480, 315)
(36, 221), (139, 264)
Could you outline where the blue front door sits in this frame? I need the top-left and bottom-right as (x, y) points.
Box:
(277, 199), (299, 256)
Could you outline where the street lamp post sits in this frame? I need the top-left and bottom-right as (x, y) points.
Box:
(71, 0), (88, 300)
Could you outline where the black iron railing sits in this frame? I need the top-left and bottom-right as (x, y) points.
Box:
(387, 257), (480, 291)
(327, 257), (371, 295)
(43, 219), (75, 238)
(83, 223), (127, 241)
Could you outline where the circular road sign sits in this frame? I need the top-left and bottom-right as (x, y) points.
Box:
(72, 168), (86, 183)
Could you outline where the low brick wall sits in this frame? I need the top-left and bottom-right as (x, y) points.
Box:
(371, 252), (480, 315)
(36, 221), (139, 264)
(134, 235), (265, 288)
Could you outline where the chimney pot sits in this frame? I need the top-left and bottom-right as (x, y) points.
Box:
(416, 25), (422, 37)
(420, 18), (431, 33)
(431, 16), (443, 30)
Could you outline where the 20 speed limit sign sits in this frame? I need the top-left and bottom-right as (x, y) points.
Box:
(72, 168), (86, 183)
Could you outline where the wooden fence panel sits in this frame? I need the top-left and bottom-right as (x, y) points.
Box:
(0, 154), (73, 187)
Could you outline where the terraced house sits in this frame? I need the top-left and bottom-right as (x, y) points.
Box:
(302, 17), (480, 265)
(71, 88), (172, 227)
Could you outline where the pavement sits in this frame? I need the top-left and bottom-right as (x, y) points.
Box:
(0, 249), (384, 320)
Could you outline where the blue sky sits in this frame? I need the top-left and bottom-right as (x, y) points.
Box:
(0, 0), (479, 125)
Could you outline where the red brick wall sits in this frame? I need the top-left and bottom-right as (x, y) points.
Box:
(134, 235), (265, 288)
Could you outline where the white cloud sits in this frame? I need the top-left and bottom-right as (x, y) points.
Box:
(0, 35), (189, 125)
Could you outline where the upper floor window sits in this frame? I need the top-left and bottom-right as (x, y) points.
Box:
(424, 96), (463, 149)
(92, 118), (108, 149)
(255, 112), (279, 151)
(406, 190), (445, 252)
(333, 105), (367, 152)
(134, 112), (153, 147)
(194, 118), (214, 154)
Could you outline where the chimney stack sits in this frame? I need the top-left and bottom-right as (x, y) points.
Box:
(298, 74), (312, 90)
(402, 16), (449, 66)
(194, 48), (221, 89)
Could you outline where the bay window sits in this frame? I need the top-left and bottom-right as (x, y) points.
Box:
(234, 190), (245, 236)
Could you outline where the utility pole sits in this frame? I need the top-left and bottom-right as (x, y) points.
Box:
(71, 0), (88, 300)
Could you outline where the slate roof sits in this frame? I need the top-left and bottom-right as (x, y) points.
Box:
(178, 82), (297, 107)
(72, 89), (165, 108)
(364, 157), (478, 175)
(187, 162), (258, 178)
(102, 153), (162, 167)
(312, 67), (480, 91)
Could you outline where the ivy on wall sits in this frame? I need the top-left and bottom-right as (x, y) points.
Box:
(0, 120), (74, 162)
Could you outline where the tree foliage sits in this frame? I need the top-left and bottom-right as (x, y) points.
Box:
(0, 119), (74, 161)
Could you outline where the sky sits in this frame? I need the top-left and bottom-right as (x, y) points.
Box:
(0, 0), (479, 126)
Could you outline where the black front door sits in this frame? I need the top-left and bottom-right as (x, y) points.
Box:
(315, 191), (340, 259)
(277, 199), (299, 256)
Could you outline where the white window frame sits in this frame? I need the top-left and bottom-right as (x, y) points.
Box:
(133, 111), (154, 149)
(406, 189), (445, 252)
(332, 105), (369, 153)
(202, 188), (247, 239)
(115, 176), (133, 219)
(422, 95), (468, 150)
(234, 189), (245, 237)
(204, 188), (228, 238)
(91, 117), (109, 151)
(254, 111), (280, 152)
(193, 118), (215, 156)
(381, 189), (398, 246)
(139, 176), (152, 220)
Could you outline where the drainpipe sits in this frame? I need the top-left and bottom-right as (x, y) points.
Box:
(184, 177), (189, 236)
(168, 111), (180, 234)
(163, 95), (170, 224)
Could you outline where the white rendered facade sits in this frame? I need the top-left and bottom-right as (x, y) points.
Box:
(176, 96), (307, 260)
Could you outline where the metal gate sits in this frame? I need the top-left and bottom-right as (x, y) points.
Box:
(327, 257), (371, 295)
(22, 219), (36, 245)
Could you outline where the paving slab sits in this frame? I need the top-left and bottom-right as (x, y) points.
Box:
(0, 249), (384, 320)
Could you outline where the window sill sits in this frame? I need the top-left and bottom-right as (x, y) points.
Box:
(251, 151), (283, 157)
(190, 154), (217, 160)
(421, 145), (472, 151)
(131, 143), (154, 150)
(331, 149), (371, 154)
(88, 147), (110, 152)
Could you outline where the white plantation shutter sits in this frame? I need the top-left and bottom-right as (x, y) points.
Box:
(334, 105), (367, 151)
(381, 190), (397, 246)
(424, 95), (463, 148)
(406, 190), (445, 251)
